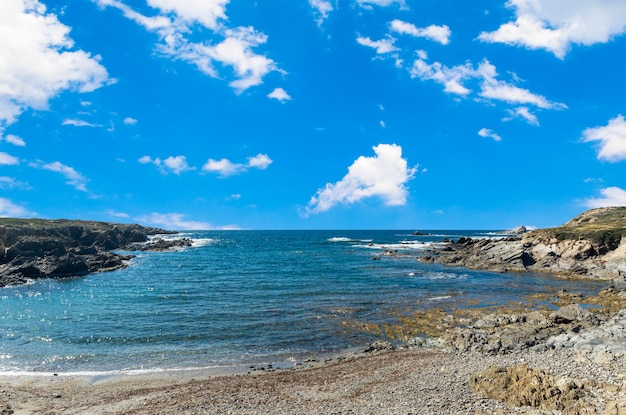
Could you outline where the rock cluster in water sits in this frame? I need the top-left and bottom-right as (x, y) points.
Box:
(0, 219), (183, 287)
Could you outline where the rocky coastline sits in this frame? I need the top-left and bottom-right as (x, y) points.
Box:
(0, 218), (188, 288)
(420, 207), (626, 280)
(2, 208), (626, 413)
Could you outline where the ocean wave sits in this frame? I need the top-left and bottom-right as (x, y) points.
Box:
(191, 238), (217, 248)
(327, 237), (373, 243)
(354, 241), (449, 251)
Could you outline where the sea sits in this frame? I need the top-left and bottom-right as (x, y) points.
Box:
(0, 230), (605, 375)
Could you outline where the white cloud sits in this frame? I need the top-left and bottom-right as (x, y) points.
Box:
(163, 155), (194, 175)
(247, 153), (273, 170)
(390, 19), (451, 45)
(380, 120), (386, 128)
(584, 187), (626, 208)
(479, 0), (626, 58)
(202, 158), (242, 177)
(304, 144), (416, 215)
(3, 134), (26, 146)
(123, 117), (138, 125)
(309, 0), (333, 25)
(203, 27), (279, 92)
(267, 87), (292, 102)
(35, 161), (88, 192)
(0, 152), (19, 165)
(478, 128), (502, 142)
(97, 0), (278, 93)
(410, 57), (566, 113)
(146, 0), (228, 29)
(62, 118), (101, 127)
(504, 106), (539, 126)
(478, 64), (565, 109)
(0, 0), (111, 133)
(582, 115), (626, 162)
(0, 197), (29, 217)
(203, 153), (273, 177)
(356, 36), (398, 54)
(138, 155), (195, 175)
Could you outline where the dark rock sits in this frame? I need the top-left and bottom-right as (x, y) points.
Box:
(0, 219), (174, 287)
(127, 238), (193, 251)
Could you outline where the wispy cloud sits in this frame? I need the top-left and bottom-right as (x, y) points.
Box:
(0, 0), (112, 133)
(309, 0), (333, 26)
(3, 134), (26, 146)
(582, 115), (626, 162)
(35, 161), (89, 192)
(410, 56), (566, 113)
(479, 0), (626, 59)
(478, 128), (502, 142)
(390, 19), (451, 45)
(504, 107), (539, 126)
(138, 155), (195, 175)
(104, 209), (130, 219)
(356, 36), (398, 54)
(0, 152), (19, 165)
(62, 118), (101, 127)
(202, 153), (273, 177)
(304, 144), (417, 215)
(0, 176), (31, 190)
(357, 0), (407, 10)
(0, 197), (30, 217)
(123, 117), (138, 125)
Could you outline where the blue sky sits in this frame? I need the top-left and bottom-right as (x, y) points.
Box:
(1, 0), (626, 230)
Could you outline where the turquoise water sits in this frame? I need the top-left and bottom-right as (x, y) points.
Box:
(0, 230), (604, 374)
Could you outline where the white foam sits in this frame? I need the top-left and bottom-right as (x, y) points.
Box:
(428, 295), (452, 301)
(354, 241), (449, 251)
(328, 237), (352, 242)
(327, 237), (373, 243)
(191, 238), (216, 248)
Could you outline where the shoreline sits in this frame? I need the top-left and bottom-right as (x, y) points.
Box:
(1, 345), (623, 414)
(3, 285), (626, 414)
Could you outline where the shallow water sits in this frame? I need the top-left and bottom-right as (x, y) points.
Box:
(0, 230), (605, 374)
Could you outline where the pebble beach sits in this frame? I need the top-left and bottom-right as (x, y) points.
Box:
(3, 289), (626, 415)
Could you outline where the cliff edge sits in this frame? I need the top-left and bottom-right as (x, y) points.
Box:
(421, 207), (626, 279)
(0, 219), (178, 287)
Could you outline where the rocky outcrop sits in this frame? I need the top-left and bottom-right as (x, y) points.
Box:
(438, 303), (602, 355)
(0, 219), (180, 287)
(126, 237), (193, 251)
(469, 364), (587, 413)
(421, 207), (626, 279)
